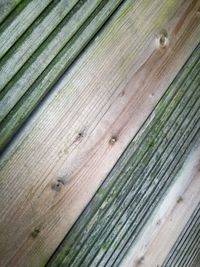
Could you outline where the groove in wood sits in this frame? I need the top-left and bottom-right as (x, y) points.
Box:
(0, 0), (52, 59)
(0, 1), (199, 266)
(0, 0), (78, 90)
(119, 141), (200, 267)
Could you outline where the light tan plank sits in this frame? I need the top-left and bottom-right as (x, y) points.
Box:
(0, 0), (200, 266)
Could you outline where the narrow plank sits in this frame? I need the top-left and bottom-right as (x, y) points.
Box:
(120, 141), (200, 267)
(0, 0), (52, 59)
(47, 44), (200, 267)
(0, 0), (200, 266)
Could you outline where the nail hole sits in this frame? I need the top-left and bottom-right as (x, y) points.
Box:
(120, 90), (125, 97)
(177, 196), (183, 204)
(156, 219), (161, 225)
(31, 228), (40, 238)
(136, 256), (145, 266)
(197, 7), (200, 16)
(52, 178), (66, 192)
(159, 35), (167, 46)
(109, 136), (117, 145)
(75, 129), (86, 142)
(156, 30), (169, 48)
(78, 132), (84, 138)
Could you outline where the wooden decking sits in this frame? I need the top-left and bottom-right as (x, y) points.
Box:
(47, 45), (200, 266)
(0, 0), (200, 266)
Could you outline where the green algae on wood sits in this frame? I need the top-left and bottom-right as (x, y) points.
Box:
(46, 43), (200, 267)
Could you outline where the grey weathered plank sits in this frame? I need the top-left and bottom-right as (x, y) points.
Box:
(0, 0), (78, 91)
(0, 0), (22, 25)
(119, 142), (200, 267)
(0, 0), (52, 59)
(46, 44), (200, 267)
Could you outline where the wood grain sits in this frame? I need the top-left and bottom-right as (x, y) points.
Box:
(162, 204), (200, 267)
(0, 0), (200, 266)
(47, 44), (200, 266)
(0, 0), (124, 150)
(0, 0), (52, 59)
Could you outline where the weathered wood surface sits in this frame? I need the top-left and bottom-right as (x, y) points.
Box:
(0, 0), (52, 59)
(0, 0), (200, 266)
(0, 0), (124, 151)
(0, 0), (22, 24)
(47, 45), (200, 266)
(120, 142), (200, 267)
(162, 203), (200, 267)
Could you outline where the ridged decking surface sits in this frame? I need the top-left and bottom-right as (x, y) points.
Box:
(0, 1), (200, 267)
(0, 0), (124, 151)
(47, 44), (200, 267)
(162, 203), (200, 267)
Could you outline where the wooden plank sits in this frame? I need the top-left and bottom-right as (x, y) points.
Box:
(120, 141), (200, 267)
(0, 0), (200, 266)
(47, 45), (200, 266)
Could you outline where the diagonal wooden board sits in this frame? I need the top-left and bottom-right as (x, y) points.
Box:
(46, 42), (200, 267)
(0, 0), (200, 266)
